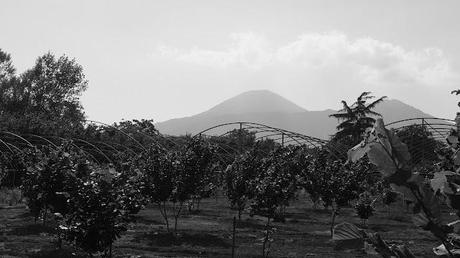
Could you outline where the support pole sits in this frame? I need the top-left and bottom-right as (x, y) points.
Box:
(239, 123), (243, 154)
(232, 216), (236, 258)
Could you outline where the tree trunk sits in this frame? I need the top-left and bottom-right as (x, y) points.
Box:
(158, 202), (170, 232)
(232, 216), (236, 258)
(42, 207), (47, 226)
(330, 207), (338, 237)
(262, 217), (271, 258)
(173, 202), (183, 234)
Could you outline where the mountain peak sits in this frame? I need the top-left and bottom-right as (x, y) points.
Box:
(202, 90), (307, 116)
(374, 98), (432, 120)
(156, 92), (433, 139)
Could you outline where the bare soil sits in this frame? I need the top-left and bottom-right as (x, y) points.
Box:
(0, 193), (444, 257)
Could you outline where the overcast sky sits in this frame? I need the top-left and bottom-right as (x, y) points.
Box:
(1, 0), (460, 123)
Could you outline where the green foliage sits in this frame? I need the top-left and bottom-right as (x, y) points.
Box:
(355, 191), (375, 226)
(245, 146), (302, 258)
(0, 150), (28, 188)
(382, 190), (399, 206)
(135, 145), (175, 204)
(112, 163), (146, 215)
(175, 138), (218, 203)
(345, 117), (460, 256)
(0, 48), (15, 81)
(18, 143), (143, 255)
(330, 92), (386, 145)
(107, 119), (160, 147)
(333, 222), (416, 257)
(60, 169), (134, 256)
(135, 138), (218, 232)
(0, 50), (87, 136)
(396, 124), (440, 168)
(208, 129), (278, 161)
(301, 149), (375, 209)
(134, 145), (177, 231)
(224, 145), (267, 219)
(249, 146), (301, 219)
(21, 144), (82, 220)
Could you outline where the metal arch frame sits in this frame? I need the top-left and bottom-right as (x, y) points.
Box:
(194, 121), (329, 148)
(387, 117), (456, 141)
(23, 134), (59, 148)
(189, 121), (352, 161)
(0, 132), (35, 148)
(0, 118), (173, 165)
(191, 133), (244, 165)
(386, 117), (455, 127)
(84, 120), (147, 151)
(84, 119), (187, 152)
(190, 121), (358, 164)
(72, 138), (114, 164)
(385, 117), (456, 167)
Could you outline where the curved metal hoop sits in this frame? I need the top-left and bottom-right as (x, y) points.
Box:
(386, 117), (455, 167)
(191, 121), (347, 160)
(194, 121), (328, 147)
(387, 117), (455, 142)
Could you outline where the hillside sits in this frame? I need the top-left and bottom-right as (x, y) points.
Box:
(155, 91), (432, 139)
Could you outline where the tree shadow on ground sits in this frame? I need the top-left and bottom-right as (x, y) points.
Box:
(235, 219), (267, 230)
(29, 248), (86, 258)
(132, 215), (164, 225)
(9, 223), (55, 236)
(14, 211), (34, 219)
(134, 231), (231, 248)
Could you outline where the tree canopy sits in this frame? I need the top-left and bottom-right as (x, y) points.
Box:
(329, 92), (386, 145)
(0, 50), (87, 136)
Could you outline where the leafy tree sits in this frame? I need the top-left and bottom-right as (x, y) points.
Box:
(60, 168), (135, 257)
(0, 51), (87, 136)
(329, 92), (386, 145)
(0, 48), (15, 82)
(354, 191), (375, 227)
(301, 148), (375, 236)
(21, 144), (82, 223)
(224, 146), (265, 220)
(20, 142), (142, 256)
(396, 124), (440, 168)
(112, 163), (146, 215)
(451, 89), (460, 107)
(138, 138), (217, 234)
(109, 119), (161, 146)
(342, 118), (460, 256)
(0, 150), (28, 188)
(248, 146), (302, 257)
(136, 145), (177, 231)
(173, 138), (217, 219)
(209, 129), (258, 157)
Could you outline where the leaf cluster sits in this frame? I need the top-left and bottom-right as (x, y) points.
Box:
(346, 117), (460, 256)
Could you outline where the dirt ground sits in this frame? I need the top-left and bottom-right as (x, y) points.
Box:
(0, 192), (445, 257)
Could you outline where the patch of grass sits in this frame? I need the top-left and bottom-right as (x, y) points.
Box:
(0, 195), (444, 257)
(134, 231), (231, 248)
(29, 249), (86, 258)
(0, 187), (22, 206)
(9, 223), (56, 236)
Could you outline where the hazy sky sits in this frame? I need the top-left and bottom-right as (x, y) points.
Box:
(1, 0), (460, 123)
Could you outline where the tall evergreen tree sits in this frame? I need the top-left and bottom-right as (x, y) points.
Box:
(329, 92), (386, 145)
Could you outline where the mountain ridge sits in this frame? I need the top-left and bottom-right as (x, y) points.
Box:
(155, 90), (432, 139)
(198, 90), (307, 116)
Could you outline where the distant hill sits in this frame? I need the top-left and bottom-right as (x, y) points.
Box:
(203, 90), (306, 115)
(155, 90), (433, 139)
